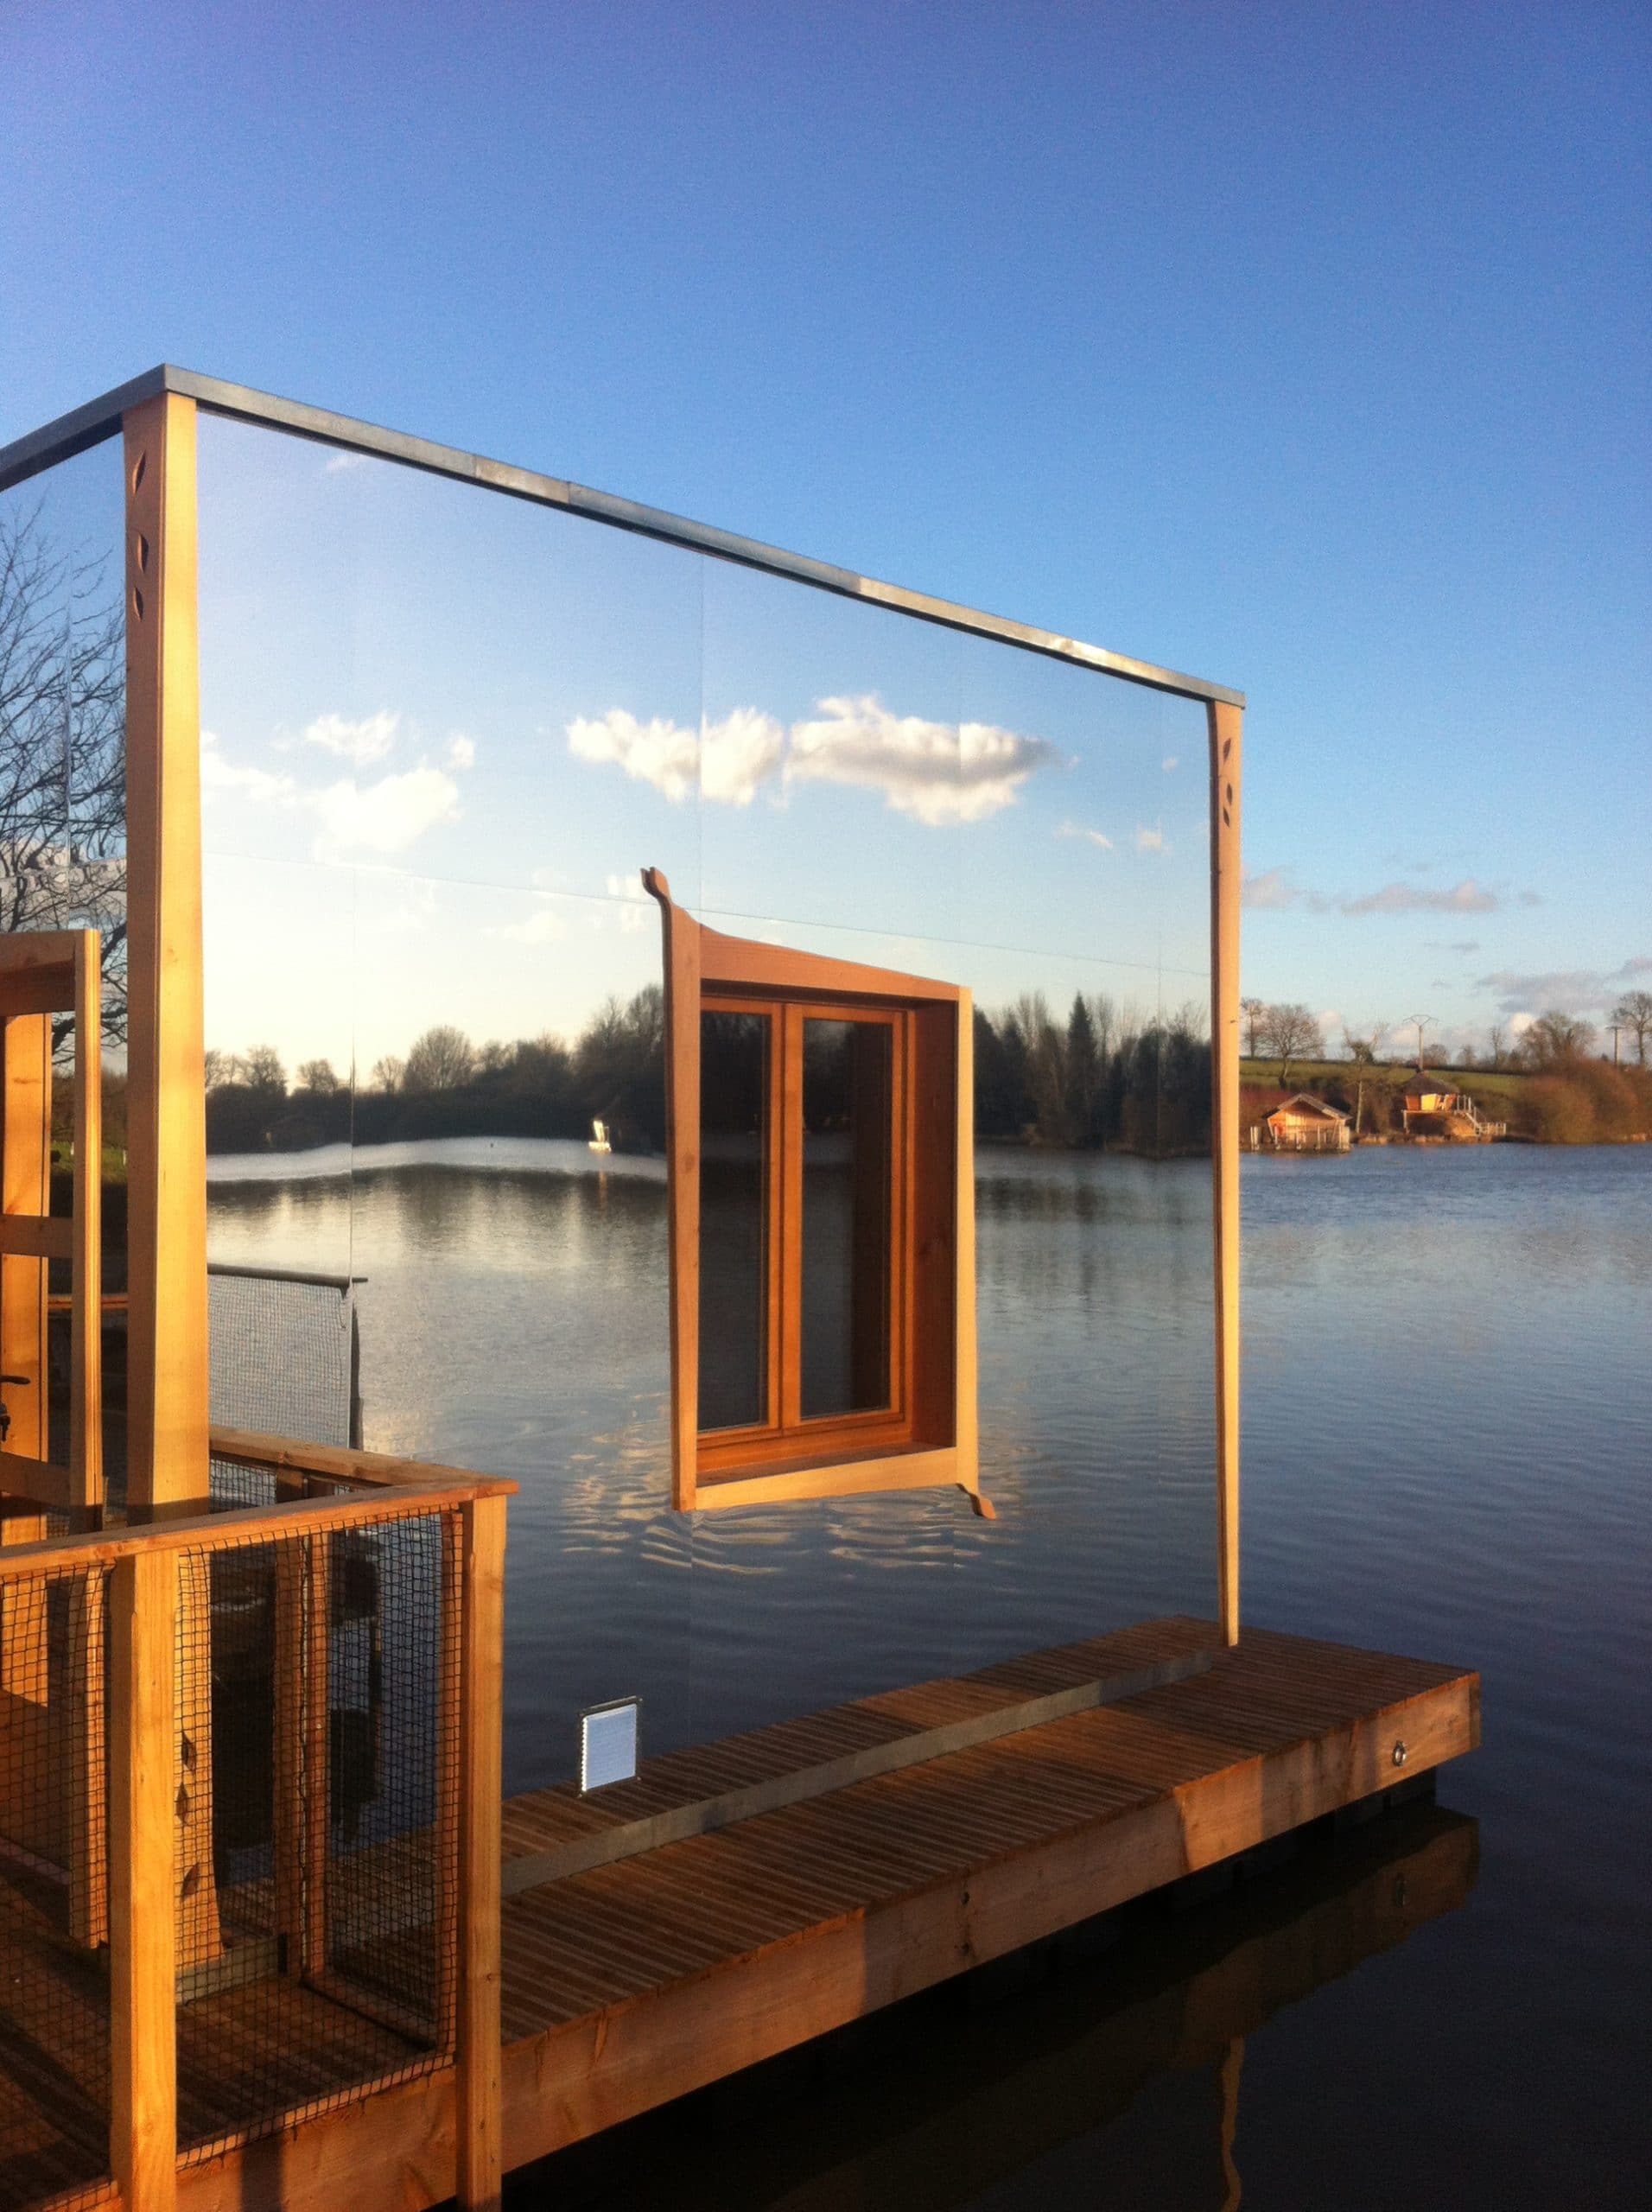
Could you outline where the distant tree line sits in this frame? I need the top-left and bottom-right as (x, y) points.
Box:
(206, 986), (1212, 1159)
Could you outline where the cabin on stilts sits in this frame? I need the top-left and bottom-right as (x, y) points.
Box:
(1401, 1070), (1505, 1142)
(0, 370), (1479, 2212)
(1248, 1092), (1352, 1153)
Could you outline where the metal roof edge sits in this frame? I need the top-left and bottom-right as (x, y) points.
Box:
(1, 366), (1245, 709)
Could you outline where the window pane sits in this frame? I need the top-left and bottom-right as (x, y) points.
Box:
(699, 1011), (771, 1430)
(801, 1020), (893, 1419)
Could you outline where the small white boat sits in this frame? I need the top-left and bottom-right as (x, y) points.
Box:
(588, 1118), (612, 1154)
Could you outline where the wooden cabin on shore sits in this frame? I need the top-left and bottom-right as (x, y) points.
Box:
(0, 368), (1479, 2212)
(1401, 1071), (1505, 1142)
(1247, 1092), (1351, 1154)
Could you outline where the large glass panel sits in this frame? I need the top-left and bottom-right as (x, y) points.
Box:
(0, 436), (129, 1486)
(193, 412), (1219, 1806)
(197, 413), (705, 909)
(956, 633), (1210, 987)
(800, 1015), (893, 1418)
(698, 1008), (770, 1431)
(700, 559), (964, 943)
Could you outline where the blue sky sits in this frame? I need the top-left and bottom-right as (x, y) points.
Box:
(3, 1), (1647, 1061)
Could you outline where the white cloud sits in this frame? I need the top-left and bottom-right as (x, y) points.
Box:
(565, 694), (1059, 826)
(323, 452), (368, 475)
(1134, 823), (1169, 855)
(311, 766), (461, 859)
(446, 734), (477, 771)
(702, 709), (785, 805)
(1162, 754), (1179, 772)
(1474, 956), (1652, 1017)
(1057, 818), (1113, 851)
(567, 710), (701, 803)
(304, 710), (400, 766)
(486, 903), (568, 946)
(200, 731), (297, 806)
(604, 869), (654, 931)
(787, 698), (1058, 825)
(1242, 866), (1296, 910)
(1337, 878), (1497, 917)
(203, 734), (463, 860)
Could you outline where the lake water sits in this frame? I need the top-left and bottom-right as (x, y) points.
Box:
(206, 1141), (1651, 2208)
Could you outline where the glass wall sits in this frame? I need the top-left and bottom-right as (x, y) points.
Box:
(0, 435), (128, 1484)
(194, 412), (1215, 1792)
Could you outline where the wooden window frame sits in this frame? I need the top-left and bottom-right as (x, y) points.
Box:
(645, 870), (985, 1516)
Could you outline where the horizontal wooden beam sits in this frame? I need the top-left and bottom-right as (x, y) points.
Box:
(0, 1467), (511, 1579)
(207, 1424), (518, 1497)
(0, 1215), (73, 1262)
(503, 1645), (1215, 1895)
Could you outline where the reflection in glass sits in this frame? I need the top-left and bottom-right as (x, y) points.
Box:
(801, 1019), (893, 1419)
(699, 1011), (771, 1431)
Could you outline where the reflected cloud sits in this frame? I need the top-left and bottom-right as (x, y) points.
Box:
(486, 902), (569, 946)
(303, 709), (400, 766)
(310, 763), (461, 858)
(567, 709), (704, 804)
(565, 696), (1062, 827)
(200, 728), (467, 860)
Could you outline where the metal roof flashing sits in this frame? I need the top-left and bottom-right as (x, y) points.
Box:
(0, 365), (1244, 709)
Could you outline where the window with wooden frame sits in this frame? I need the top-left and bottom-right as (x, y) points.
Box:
(644, 870), (985, 1516)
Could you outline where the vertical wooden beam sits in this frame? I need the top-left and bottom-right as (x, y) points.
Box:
(70, 929), (104, 1507)
(0, 1014), (52, 1703)
(1207, 701), (1242, 1645)
(302, 1529), (333, 1976)
(953, 991), (987, 1515)
(0, 1011), (51, 1465)
(454, 1494), (505, 2212)
(110, 1545), (179, 2212)
(643, 871), (701, 1510)
(123, 394), (207, 1508)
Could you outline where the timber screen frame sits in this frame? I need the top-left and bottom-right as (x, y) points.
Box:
(0, 364), (1245, 1645)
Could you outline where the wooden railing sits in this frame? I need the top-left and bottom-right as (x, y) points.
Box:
(0, 1436), (513, 2212)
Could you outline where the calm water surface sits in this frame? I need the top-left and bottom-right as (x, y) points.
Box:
(206, 1142), (1651, 2208)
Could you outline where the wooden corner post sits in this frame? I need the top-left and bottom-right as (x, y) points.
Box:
(455, 1493), (506, 2211)
(123, 393), (208, 1507)
(110, 1545), (180, 2212)
(1207, 701), (1242, 1645)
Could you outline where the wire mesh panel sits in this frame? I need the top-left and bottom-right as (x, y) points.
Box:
(173, 1506), (459, 2161)
(207, 1267), (362, 1449)
(0, 1558), (110, 2212)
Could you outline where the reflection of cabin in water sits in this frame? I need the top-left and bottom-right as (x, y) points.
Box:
(0, 366), (1482, 2212)
(1401, 1071), (1505, 1141)
(1248, 1093), (1350, 1153)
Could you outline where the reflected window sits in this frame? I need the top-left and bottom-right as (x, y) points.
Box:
(698, 1009), (772, 1432)
(647, 871), (985, 1516)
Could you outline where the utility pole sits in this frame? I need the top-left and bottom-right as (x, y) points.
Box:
(1608, 1022), (1622, 1067)
(1404, 1013), (1431, 1070)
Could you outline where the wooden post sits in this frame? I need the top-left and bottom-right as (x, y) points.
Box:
(0, 1009), (51, 1467)
(70, 930), (103, 1506)
(302, 1529), (333, 1975)
(1207, 701), (1242, 1646)
(643, 871), (702, 1510)
(110, 1545), (179, 2212)
(454, 1494), (505, 2212)
(123, 392), (208, 1510)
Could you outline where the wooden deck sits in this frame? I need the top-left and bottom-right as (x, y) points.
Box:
(4, 1617), (1479, 2212)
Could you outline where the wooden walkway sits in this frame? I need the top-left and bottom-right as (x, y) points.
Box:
(5, 1618), (1478, 2212)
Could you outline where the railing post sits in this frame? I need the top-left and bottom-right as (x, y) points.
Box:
(110, 1546), (178, 2212)
(454, 1494), (505, 2211)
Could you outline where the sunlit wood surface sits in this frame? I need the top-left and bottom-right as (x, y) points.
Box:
(1, 1618), (1477, 2212)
